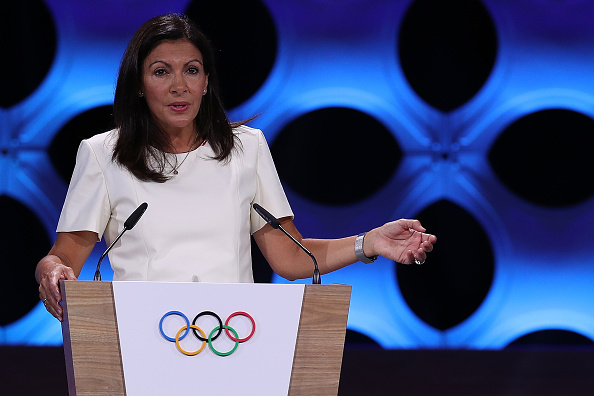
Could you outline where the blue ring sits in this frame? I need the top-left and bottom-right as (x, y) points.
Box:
(159, 311), (190, 342)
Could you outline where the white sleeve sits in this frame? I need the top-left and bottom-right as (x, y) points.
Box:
(250, 130), (293, 234)
(56, 139), (111, 240)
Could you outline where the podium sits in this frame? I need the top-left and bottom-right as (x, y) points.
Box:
(60, 280), (351, 396)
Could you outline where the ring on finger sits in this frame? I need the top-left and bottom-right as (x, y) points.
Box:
(414, 258), (425, 265)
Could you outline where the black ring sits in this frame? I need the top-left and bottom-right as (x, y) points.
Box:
(192, 311), (223, 341)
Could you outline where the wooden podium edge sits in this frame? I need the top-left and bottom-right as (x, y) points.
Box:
(61, 280), (126, 396)
(288, 284), (352, 396)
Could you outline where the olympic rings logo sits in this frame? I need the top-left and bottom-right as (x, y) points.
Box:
(159, 310), (256, 357)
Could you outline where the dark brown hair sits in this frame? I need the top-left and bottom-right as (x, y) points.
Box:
(112, 13), (245, 182)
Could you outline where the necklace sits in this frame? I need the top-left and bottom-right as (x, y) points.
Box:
(171, 134), (203, 175)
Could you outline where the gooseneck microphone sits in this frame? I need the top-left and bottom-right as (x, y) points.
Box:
(252, 203), (321, 284)
(93, 202), (148, 281)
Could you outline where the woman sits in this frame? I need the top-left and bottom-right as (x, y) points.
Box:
(35, 14), (436, 321)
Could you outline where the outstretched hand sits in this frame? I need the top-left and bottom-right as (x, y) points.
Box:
(367, 219), (436, 265)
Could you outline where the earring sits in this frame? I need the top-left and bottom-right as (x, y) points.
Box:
(138, 91), (144, 97)
(202, 89), (207, 95)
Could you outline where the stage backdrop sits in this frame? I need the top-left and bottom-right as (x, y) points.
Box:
(2, 0), (594, 350)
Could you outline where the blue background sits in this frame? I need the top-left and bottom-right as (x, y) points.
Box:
(2, 0), (594, 350)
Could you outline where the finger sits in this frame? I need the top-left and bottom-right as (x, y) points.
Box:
(413, 250), (427, 265)
(40, 282), (53, 303)
(44, 298), (63, 321)
(410, 220), (426, 233)
(62, 266), (77, 280)
(421, 240), (434, 252)
(45, 280), (62, 305)
(47, 270), (67, 303)
(419, 234), (436, 246)
(405, 249), (415, 264)
(47, 305), (62, 321)
(415, 249), (427, 261)
(55, 304), (63, 321)
(401, 219), (426, 233)
(41, 294), (53, 315)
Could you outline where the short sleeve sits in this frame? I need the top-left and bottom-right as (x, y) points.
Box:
(56, 139), (111, 240)
(250, 130), (293, 233)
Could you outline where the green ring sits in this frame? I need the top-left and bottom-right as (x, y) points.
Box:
(208, 325), (239, 356)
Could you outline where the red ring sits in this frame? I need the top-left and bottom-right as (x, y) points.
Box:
(224, 311), (256, 342)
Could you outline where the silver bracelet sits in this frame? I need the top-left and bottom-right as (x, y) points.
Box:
(355, 232), (377, 264)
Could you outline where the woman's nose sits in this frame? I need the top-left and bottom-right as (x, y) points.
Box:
(170, 73), (187, 93)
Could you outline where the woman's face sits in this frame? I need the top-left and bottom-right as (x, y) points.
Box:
(141, 39), (209, 136)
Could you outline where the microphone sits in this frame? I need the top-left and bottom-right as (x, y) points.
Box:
(252, 203), (321, 284)
(93, 202), (148, 281)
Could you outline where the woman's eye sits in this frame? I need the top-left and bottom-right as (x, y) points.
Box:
(154, 68), (167, 76)
(187, 66), (199, 74)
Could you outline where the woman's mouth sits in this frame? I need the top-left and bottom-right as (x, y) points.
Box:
(169, 103), (189, 112)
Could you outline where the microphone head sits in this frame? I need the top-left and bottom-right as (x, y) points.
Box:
(253, 203), (281, 229)
(124, 202), (148, 230)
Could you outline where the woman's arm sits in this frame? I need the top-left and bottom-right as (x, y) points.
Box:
(36, 231), (98, 321)
(253, 217), (436, 281)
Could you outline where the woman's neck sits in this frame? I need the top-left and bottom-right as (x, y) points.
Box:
(166, 127), (199, 154)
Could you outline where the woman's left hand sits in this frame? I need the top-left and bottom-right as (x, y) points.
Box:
(365, 219), (436, 265)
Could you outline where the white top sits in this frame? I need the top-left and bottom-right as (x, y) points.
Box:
(57, 125), (293, 282)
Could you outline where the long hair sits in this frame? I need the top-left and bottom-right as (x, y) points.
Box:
(112, 13), (244, 182)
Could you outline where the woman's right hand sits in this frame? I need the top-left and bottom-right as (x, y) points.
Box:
(36, 255), (78, 321)
(36, 231), (98, 321)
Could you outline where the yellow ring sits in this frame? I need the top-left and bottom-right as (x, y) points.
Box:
(175, 325), (206, 356)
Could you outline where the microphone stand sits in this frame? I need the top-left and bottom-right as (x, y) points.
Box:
(275, 226), (321, 285)
(253, 203), (321, 284)
(94, 202), (148, 281)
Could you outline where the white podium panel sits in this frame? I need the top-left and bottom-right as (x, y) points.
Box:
(112, 282), (304, 395)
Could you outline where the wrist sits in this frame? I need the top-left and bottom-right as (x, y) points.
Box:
(355, 232), (377, 264)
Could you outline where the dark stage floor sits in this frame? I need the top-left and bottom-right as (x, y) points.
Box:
(3, 346), (594, 395)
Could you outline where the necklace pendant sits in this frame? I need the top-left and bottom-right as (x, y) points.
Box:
(172, 169), (179, 175)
